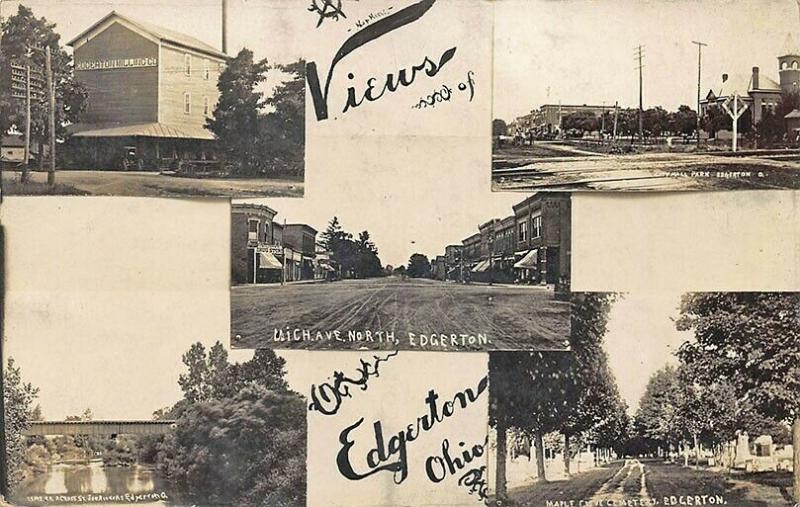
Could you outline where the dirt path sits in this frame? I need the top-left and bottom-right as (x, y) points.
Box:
(588, 459), (653, 505)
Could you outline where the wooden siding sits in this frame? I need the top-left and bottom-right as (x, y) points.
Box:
(159, 44), (223, 130)
(74, 22), (159, 124)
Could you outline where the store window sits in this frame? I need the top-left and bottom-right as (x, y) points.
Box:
(518, 221), (528, 242)
(248, 219), (259, 241)
(532, 214), (542, 238)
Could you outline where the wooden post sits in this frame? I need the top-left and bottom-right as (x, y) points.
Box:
(732, 94), (738, 153)
(45, 46), (56, 186)
(692, 41), (708, 147)
(22, 65), (31, 183)
(281, 219), (286, 286)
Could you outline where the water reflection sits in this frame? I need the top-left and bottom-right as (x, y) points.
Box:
(15, 461), (176, 505)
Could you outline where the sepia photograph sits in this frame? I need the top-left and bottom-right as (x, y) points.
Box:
(493, 0), (800, 191)
(0, 0), (304, 197)
(485, 292), (799, 507)
(230, 193), (572, 351)
(3, 344), (306, 506)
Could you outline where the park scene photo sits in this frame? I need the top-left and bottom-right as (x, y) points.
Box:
(0, 1), (304, 197)
(485, 292), (799, 507)
(493, 0), (800, 191)
(230, 193), (572, 351)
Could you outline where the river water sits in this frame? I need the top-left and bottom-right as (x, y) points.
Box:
(13, 461), (179, 506)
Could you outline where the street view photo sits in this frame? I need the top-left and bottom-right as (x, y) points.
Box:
(3, 340), (306, 506)
(485, 292), (799, 507)
(493, 0), (800, 191)
(0, 0), (304, 197)
(230, 193), (572, 351)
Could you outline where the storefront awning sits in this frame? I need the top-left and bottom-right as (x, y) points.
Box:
(319, 264), (336, 272)
(472, 259), (491, 273)
(258, 252), (283, 270)
(68, 122), (216, 140)
(514, 249), (538, 269)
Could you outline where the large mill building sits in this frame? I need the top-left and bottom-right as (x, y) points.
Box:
(65, 12), (229, 169)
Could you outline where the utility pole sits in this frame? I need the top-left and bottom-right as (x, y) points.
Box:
(22, 65), (31, 181)
(692, 41), (707, 147)
(281, 218), (286, 286)
(613, 101), (619, 141)
(221, 0), (228, 54)
(45, 45), (55, 186)
(600, 101), (606, 142)
(634, 45), (645, 145)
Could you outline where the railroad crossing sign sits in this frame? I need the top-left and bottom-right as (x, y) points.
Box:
(720, 93), (749, 152)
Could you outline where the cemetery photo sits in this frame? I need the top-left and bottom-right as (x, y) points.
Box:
(229, 193), (572, 352)
(493, 0), (800, 191)
(0, 1), (304, 197)
(485, 292), (799, 507)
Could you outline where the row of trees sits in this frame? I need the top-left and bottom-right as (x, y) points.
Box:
(634, 293), (800, 500)
(561, 105), (698, 138)
(319, 217), (384, 279)
(207, 51), (305, 177)
(488, 294), (628, 500)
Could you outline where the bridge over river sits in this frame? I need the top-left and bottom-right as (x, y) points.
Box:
(24, 420), (177, 437)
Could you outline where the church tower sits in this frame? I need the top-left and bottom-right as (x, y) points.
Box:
(779, 34), (800, 93)
(778, 1), (800, 93)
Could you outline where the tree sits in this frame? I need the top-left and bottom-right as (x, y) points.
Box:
(206, 48), (269, 175)
(489, 294), (617, 498)
(0, 5), (88, 167)
(157, 385), (305, 506)
(560, 293), (623, 475)
(668, 105), (698, 136)
(635, 366), (687, 457)
(675, 292), (800, 501)
(258, 60), (305, 176)
(406, 253), (431, 278)
(178, 342), (289, 403)
(492, 119), (508, 137)
(3, 358), (39, 489)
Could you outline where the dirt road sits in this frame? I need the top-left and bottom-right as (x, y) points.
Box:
(493, 150), (800, 191)
(508, 459), (794, 506)
(3, 170), (303, 197)
(231, 277), (570, 351)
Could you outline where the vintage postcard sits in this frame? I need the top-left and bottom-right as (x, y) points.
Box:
(486, 292), (799, 506)
(1, 0), (305, 197)
(493, 0), (800, 191)
(229, 193), (571, 352)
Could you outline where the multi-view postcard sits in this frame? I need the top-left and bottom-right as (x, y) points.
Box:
(0, 1), (305, 197)
(493, 0), (800, 191)
(230, 193), (572, 352)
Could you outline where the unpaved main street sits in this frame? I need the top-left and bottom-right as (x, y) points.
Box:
(231, 277), (570, 351)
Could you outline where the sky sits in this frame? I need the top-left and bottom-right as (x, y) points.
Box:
(493, 0), (800, 121)
(0, 0), (308, 98)
(602, 292), (694, 414)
